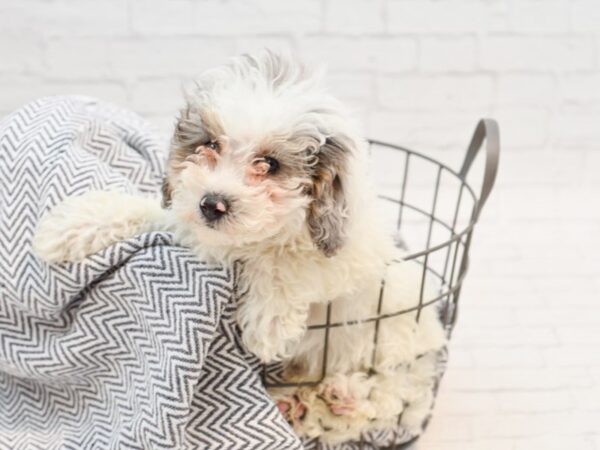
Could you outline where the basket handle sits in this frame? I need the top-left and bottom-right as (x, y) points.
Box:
(459, 118), (500, 219)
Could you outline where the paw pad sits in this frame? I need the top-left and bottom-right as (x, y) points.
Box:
(320, 385), (356, 416)
(276, 395), (306, 425)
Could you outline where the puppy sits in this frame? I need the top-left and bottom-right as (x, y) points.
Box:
(33, 51), (446, 444)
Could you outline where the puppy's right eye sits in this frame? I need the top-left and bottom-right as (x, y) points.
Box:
(205, 140), (220, 151)
(196, 139), (221, 153)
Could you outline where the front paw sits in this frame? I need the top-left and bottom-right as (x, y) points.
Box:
(272, 392), (307, 427)
(33, 191), (162, 263)
(33, 193), (107, 263)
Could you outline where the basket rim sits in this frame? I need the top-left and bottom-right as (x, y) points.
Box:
(366, 139), (480, 261)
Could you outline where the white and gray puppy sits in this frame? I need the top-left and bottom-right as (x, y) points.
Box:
(34, 51), (446, 444)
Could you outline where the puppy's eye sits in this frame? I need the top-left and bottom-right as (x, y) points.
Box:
(264, 156), (279, 174)
(205, 140), (219, 151)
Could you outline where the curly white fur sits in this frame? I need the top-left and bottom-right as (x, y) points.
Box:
(33, 51), (446, 444)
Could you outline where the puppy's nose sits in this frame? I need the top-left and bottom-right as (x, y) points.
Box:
(200, 193), (229, 222)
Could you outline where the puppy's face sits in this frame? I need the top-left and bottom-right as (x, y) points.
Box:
(163, 53), (356, 256)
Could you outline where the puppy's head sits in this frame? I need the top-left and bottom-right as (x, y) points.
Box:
(163, 51), (358, 256)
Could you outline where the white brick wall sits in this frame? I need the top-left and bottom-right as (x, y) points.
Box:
(0, 0), (598, 156)
(1, 1), (599, 448)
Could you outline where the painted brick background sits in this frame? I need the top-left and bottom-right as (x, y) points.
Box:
(1, 1), (599, 449)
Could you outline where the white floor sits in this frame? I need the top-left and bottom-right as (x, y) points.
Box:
(413, 152), (600, 449)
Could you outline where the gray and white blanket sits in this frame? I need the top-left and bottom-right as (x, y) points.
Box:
(0, 97), (421, 450)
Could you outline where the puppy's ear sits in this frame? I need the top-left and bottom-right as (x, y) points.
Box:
(161, 103), (215, 209)
(161, 177), (172, 208)
(160, 107), (192, 209)
(307, 136), (353, 257)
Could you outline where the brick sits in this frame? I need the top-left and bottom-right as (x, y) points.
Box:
(478, 245), (596, 278)
(583, 151), (600, 185)
(45, 38), (111, 80)
(496, 74), (557, 106)
(561, 74), (600, 104)
(529, 275), (599, 307)
(572, 385), (600, 411)
(323, 0), (386, 34)
(130, 0), (197, 35)
(387, 0), (489, 33)
(493, 149), (583, 187)
(132, 0), (321, 35)
(416, 438), (510, 450)
(459, 307), (518, 328)
(367, 110), (481, 150)
(469, 347), (545, 368)
(0, 35), (43, 75)
(446, 347), (475, 368)
(377, 75), (494, 111)
(451, 326), (559, 348)
(419, 37), (477, 72)
(300, 37), (417, 73)
(513, 436), (596, 450)
(490, 107), (549, 148)
(486, 0), (511, 33)
(325, 73), (373, 105)
(518, 306), (600, 327)
(552, 109), (600, 149)
(443, 367), (593, 391)
(190, 0), (321, 35)
(0, 76), (47, 114)
(232, 37), (295, 57)
(434, 391), (498, 415)
(495, 390), (574, 413)
(543, 346), (600, 367)
(321, 73), (373, 119)
(481, 37), (595, 71)
(509, 0), (570, 33)
(108, 38), (235, 78)
(418, 415), (473, 441)
(13, 0), (129, 37)
(571, 0), (600, 31)
(0, 76), (129, 118)
(467, 411), (600, 439)
(130, 78), (184, 114)
(46, 81), (129, 107)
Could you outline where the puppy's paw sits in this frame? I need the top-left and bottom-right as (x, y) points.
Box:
(320, 383), (357, 416)
(273, 393), (306, 427)
(33, 191), (163, 263)
(296, 378), (375, 444)
(317, 373), (376, 423)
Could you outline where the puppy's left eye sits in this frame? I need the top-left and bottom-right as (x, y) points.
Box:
(264, 156), (279, 174)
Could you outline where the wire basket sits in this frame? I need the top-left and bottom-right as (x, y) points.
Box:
(263, 119), (500, 449)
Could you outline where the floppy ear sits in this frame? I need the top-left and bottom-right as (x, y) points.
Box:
(161, 177), (172, 208)
(307, 136), (353, 257)
(160, 107), (191, 209)
(161, 103), (218, 209)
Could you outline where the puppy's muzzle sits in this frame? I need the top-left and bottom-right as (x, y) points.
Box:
(200, 193), (229, 223)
